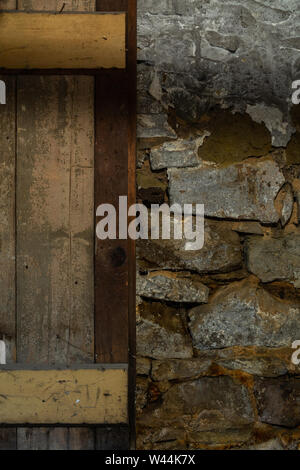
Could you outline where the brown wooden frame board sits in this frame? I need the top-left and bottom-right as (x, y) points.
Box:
(0, 11), (126, 70)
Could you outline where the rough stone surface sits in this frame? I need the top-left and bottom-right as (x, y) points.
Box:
(136, 0), (300, 450)
(139, 376), (254, 431)
(232, 222), (264, 236)
(136, 271), (209, 304)
(169, 158), (285, 223)
(137, 301), (193, 359)
(151, 358), (212, 382)
(189, 279), (300, 350)
(150, 135), (206, 170)
(246, 231), (300, 285)
(254, 377), (300, 428)
(137, 114), (176, 149)
(138, 0), (299, 142)
(137, 220), (242, 274)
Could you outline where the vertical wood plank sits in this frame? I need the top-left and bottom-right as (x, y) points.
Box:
(16, 76), (94, 365)
(16, 0), (95, 366)
(0, 76), (16, 364)
(0, 428), (17, 450)
(18, 427), (96, 450)
(96, 426), (129, 450)
(18, 0), (95, 10)
(127, 0), (137, 450)
(17, 428), (50, 450)
(0, 0), (16, 9)
(69, 428), (95, 450)
(95, 2), (129, 364)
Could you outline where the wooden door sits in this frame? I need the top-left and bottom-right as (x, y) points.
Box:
(0, 0), (136, 450)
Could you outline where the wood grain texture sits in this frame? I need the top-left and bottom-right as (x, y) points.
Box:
(0, 12), (125, 70)
(18, 0), (95, 10)
(0, 0), (16, 9)
(0, 75), (16, 364)
(0, 428), (17, 450)
(96, 426), (129, 450)
(0, 368), (128, 424)
(95, 70), (129, 364)
(17, 426), (129, 449)
(16, 75), (94, 365)
(127, 0), (137, 450)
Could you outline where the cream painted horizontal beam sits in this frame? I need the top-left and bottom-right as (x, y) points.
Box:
(0, 12), (126, 69)
(0, 368), (128, 424)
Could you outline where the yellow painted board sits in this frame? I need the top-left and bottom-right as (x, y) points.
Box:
(0, 12), (126, 69)
(0, 368), (128, 424)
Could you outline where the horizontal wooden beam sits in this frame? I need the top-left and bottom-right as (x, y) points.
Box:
(0, 12), (126, 69)
(0, 368), (127, 424)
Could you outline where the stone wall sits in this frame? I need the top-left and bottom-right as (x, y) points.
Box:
(136, 0), (300, 450)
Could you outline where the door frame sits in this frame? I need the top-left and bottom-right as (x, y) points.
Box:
(0, 0), (136, 449)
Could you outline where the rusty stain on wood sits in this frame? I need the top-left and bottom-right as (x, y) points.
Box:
(0, 12), (125, 69)
(0, 368), (128, 424)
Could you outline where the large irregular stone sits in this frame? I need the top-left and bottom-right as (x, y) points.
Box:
(151, 358), (212, 382)
(254, 377), (300, 428)
(136, 271), (209, 304)
(189, 278), (300, 350)
(168, 158), (285, 223)
(138, 1), (298, 143)
(246, 231), (300, 285)
(213, 347), (290, 378)
(137, 220), (242, 274)
(150, 136), (206, 170)
(137, 114), (176, 149)
(137, 301), (193, 359)
(141, 376), (254, 431)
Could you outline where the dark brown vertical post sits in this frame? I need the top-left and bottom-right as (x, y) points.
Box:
(95, 0), (136, 370)
(95, 0), (136, 447)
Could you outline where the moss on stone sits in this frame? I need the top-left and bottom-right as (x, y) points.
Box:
(197, 110), (272, 166)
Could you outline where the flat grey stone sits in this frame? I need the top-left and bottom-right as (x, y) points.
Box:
(189, 279), (300, 350)
(168, 158), (285, 223)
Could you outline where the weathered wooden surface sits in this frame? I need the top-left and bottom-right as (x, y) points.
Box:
(0, 368), (128, 424)
(16, 76), (94, 365)
(0, 75), (16, 364)
(18, 0), (95, 10)
(96, 426), (129, 450)
(95, 70), (129, 364)
(0, 0), (16, 9)
(0, 428), (17, 450)
(0, 12), (125, 69)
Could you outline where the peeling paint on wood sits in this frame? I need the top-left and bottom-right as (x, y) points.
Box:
(0, 12), (125, 69)
(0, 368), (128, 424)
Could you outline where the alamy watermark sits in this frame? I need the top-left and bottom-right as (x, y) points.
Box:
(96, 197), (205, 251)
(292, 80), (300, 105)
(0, 80), (5, 105)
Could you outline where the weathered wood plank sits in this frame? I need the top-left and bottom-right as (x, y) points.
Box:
(18, 0), (95, 10)
(0, 428), (17, 450)
(18, 427), (95, 449)
(0, 368), (128, 424)
(0, 75), (16, 364)
(16, 75), (94, 365)
(95, 1), (129, 365)
(0, 12), (126, 70)
(96, 426), (129, 450)
(95, 71), (129, 364)
(0, 0), (16, 9)
(68, 427), (95, 450)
